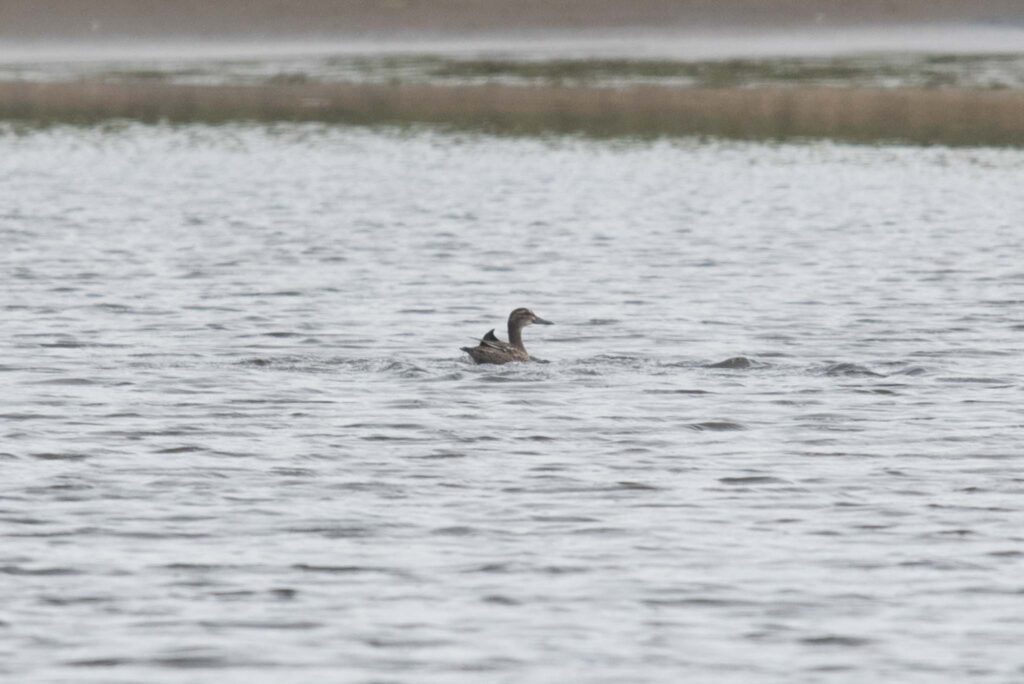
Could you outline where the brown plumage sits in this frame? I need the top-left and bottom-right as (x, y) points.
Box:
(461, 308), (553, 364)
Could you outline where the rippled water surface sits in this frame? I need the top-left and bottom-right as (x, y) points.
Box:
(2, 124), (1023, 683)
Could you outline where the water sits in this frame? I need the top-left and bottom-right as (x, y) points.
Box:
(2, 124), (1023, 683)
(5, 24), (1024, 64)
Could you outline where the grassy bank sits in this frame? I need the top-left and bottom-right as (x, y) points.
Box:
(2, 79), (1022, 146)
(423, 54), (1024, 89)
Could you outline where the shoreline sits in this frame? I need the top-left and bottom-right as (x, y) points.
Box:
(2, 78), (1022, 147)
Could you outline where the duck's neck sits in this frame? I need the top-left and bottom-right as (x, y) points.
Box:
(508, 323), (526, 351)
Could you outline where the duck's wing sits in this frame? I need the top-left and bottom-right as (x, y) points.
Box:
(479, 330), (509, 351)
(462, 330), (500, 350)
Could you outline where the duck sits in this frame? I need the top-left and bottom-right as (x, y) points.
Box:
(461, 308), (553, 364)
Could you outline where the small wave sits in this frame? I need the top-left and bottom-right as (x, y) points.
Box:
(291, 563), (411, 578)
(67, 658), (133, 668)
(237, 355), (431, 377)
(345, 422), (426, 431)
(37, 340), (127, 348)
(466, 562), (518, 574)
(892, 366), (928, 376)
(705, 356), (765, 370)
(198, 620), (320, 630)
(936, 376), (1013, 385)
(286, 526), (373, 539)
(800, 635), (873, 647)
(41, 595), (111, 606)
(820, 363), (884, 377)
(238, 355), (343, 372)
(31, 452), (89, 461)
(236, 290), (304, 298)
(155, 445), (205, 454)
(417, 450), (467, 459)
(474, 369), (550, 382)
(151, 655), (231, 669)
(615, 481), (663, 491)
(1, 565), (82, 576)
(644, 388), (713, 394)
(643, 597), (755, 607)
(687, 421), (745, 431)
(161, 562), (238, 571)
(520, 434), (556, 442)
(587, 354), (654, 367)
(431, 525), (478, 536)
(377, 360), (428, 376)
(28, 377), (98, 386)
(92, 302), (133, 312)
(719, 476), (786, 485)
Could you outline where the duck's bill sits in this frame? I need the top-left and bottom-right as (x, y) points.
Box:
(534, 317), (553, 325)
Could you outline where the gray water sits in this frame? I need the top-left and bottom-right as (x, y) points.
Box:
(2, 124), (1023, 683)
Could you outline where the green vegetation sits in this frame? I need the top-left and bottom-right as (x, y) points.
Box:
(424, 54), (1023, 90)
(45, 52), (1024, 91)
(102, 68), (209, 81)
(428, 57), (870, 85)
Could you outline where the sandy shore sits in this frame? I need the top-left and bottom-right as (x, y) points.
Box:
(3, 79), (1022, 147)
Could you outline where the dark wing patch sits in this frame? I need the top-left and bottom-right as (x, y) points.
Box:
(480, 339), (508, 351)
(479, 329), (509, 351)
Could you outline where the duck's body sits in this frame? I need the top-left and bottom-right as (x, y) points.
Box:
(462, 328), (530, 364)
(461, 308), (552, 364)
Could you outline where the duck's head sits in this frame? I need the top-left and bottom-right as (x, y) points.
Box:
(509, 307), (553, 329)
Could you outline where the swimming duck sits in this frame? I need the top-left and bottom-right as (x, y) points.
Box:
(461, 308), (553, 364)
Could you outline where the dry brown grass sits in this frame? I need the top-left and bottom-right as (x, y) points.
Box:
(2, 79), (1022, 147)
